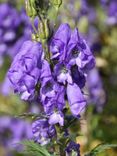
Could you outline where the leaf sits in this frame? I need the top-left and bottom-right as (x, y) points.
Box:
(21, 140), (52, 156)
(85, 143), (117, 156)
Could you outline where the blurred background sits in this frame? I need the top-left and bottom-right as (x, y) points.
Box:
(0, 0), (117, 155)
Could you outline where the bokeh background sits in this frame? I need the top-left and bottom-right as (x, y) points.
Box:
(0, 0), (117, 155)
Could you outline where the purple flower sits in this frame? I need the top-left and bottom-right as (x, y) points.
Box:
(40, 60), (52, 81)
(40, 60), (56, 104)
(41, 78), (56, 102)
(67, 28), (95, 73)
(0, 3), (21, 29)
(54, 63), (72, 85)
(49, 111), (64, 126)
(9, 118), (33, 149)
(41, 80), (65, 115)
(79, 0), (97, 23)
(40, 60), (66, 115)
(49, 23), (95, 117)
(0, 3), (20, 64)
(71, 65), (86, 88)
(67, 83), (86, 116)
(8, 40), (43, 100)
(65, 141), (80, 156)
(107, 0), (117, 25)
(101, 0), (117, 25)
(50, 23), (95, 75)
(42, 83), (65, 114)
(50, 23), (71, 60)
(55, 84), (65, 111)
(0, 116), (32, 149)
(32, 119), (56, 145)
(108, 0), (117, 16)
(87, 68), (106, 112)
(0, 3), (31, 64)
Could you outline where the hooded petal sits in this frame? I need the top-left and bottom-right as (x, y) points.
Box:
(50, 23), (71, 60)
(67, 83), (86, 116)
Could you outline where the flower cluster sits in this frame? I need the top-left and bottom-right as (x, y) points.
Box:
(65, 141), (80, 156)
(101, 0), (117, 25)
(32, 118), (56, 145)
(8, 41), (43, 100)
(8, 23), (95, 146)
(0, 116), (32, 150)
(79, 0), (97, 23)
(0, 3), (30, 67)
(87, 68), (106, 112)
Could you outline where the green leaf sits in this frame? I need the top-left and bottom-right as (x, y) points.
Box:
(21, 140), (52, 156)
(85, 143), (117, 156)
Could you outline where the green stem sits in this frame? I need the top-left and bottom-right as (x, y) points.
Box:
(41, 40), (51, 63)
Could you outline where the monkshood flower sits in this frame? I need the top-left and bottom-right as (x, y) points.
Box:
(0, 116), (32, 149)
(108, 0), (117, 17)
(100, 0), (117, 25)
(50, 23), (94, 117)
(50, 24), (95, 73)
(67, 83), (86, 116)
(54, 63), (72, 85)
(0, 3), (21, 29)
(8, 40), (43, 100)
(87, 68), (106, 112)
(107, 0), (117, 25)
(0, 3), (31, 65)
(50, 23), (71, 61)
(67, 28), (95, 73)
(78, 0), (97, 23)
(8, 8), (31, 58)
(86, 26), (102, 53)
(40, 83), (65, 115)
(40, 79), (65, 125)
(32, 118), (56, 145)
(65, 141), (80, 156)
(40, 61), (65, 125)
(49, 111), (64, 126)
(40, 60), (57, 113)
(40, 60), (65, 114)
(71, 65), (86, 89)
(40, 60), (56, 102)
(46, 84), (65, 126)
(0, 3), (19, 54)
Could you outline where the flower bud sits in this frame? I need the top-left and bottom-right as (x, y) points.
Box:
(38, 19), (49, 41)
(25, 0), (37, 17)
(50, 0), (62, 8)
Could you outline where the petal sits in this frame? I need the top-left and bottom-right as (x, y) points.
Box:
(67, 83), (86, 116)
(49, 112), (64, 126)
(52, 23), (71, 45)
